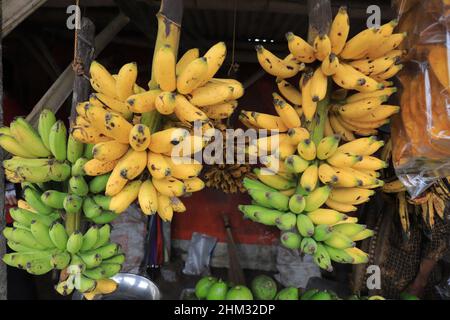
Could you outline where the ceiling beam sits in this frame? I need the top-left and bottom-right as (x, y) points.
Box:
(2, 0), (48, 38)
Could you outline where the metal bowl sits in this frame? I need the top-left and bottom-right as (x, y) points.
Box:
(72, 273), (161, 300)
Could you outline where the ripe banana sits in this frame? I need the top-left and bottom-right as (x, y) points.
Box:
(286, 32), (315, 63)
(313, 34), (332, 61)
(307, 208), (347, 225)
(329, 6), (350, 55)
(157, 193), (173, 222)
(155, 91), (177, 115)
(300, 70), (317, 121)
(126, 89), (161, 113)
(138, 180), (158, 215)
(109, 180), (142, 214)
(272, 93), (301, 129)
(300, 162), (319, 192)
(174, 94), (208, 122)
(116, 62), (138, 101)
(176, 48), (199, 76)
(154, 44), (176, 92)
(183, 177), (205, 193)
(200, 42), (227, 85)
(90, 61), (118, 98)
(276, 79), (302, 105)
(256, 45), (299, 79)
(176, 57), (208, 94)
(129, 124), (151, 151)
(92, 140), (129, 162)
(10, 117), (51, 157)
(321, 53), (340, 76)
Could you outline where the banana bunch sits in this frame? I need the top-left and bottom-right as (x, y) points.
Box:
(253, 7), (404, 139)
(237, 132), (389, 270)
(2, 210), (122, 296)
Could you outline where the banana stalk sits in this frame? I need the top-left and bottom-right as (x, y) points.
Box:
(308, 80), (331, 146)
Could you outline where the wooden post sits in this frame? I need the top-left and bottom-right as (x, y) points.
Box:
(0, 3), (7, 300)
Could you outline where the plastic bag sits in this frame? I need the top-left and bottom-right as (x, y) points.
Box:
(182, 232), (217, 276)
(391, 0), (450, 198)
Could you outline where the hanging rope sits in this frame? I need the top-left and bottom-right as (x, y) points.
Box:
(227, 0), (238, 77)
(72, 0), (86, 77)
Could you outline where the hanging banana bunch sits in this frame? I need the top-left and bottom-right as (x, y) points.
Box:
(237, 7), (407, 271)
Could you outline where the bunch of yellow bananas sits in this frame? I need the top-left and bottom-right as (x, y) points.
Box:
(253, 7), (404, 141)
(73, 42), (243, 222)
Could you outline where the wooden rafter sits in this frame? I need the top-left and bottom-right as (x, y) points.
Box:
(2, 0), (48, 38)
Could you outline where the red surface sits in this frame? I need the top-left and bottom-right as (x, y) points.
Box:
(171, 187), (279, 245)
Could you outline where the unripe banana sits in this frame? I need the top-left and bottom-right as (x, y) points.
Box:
(313, 224), (333, 242)
(280, 231), (302, 249)
(93, 224), (111, 249)
(276, 213), (297, 231)
(23, 187), (52, 215)
(67, 133), (85, 164)
(63, 194), (83, 214)
(324, 245), (354, 264)
(333, 223), (366, 237)
(49, 222), (68, 251)
(38, 109), (57, 150)
(11, 228), (47, 250)
(10, 117), (51, 157)
(81, 226), (99, 252)
(304, 185), (331, 212)
(83, 197), (103, 219)
(301, 237), (317, 255)
(297, 214), (315, 237)
(313, 243), (333, 271)
(50, 252), (71, 269)
(0, 133), (36, 158)
(289, 194), (306, 214)
(284, 155), (310, 174)
(89, 173), (111, 194)
(242, 177), (277, 193)
(71, 157), (88, 176)
(324, 232), (355, 249)
(66, 231), (84, 254)
(26, 258), (54, 275)
(41, 190), (67, 209)
(29, 220), (54, 248)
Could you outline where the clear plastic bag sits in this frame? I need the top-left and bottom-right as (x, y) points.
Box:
(391, 0), (450, 198)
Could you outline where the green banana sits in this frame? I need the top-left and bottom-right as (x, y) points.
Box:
(3, 251), (52, 268)
(324, 245), (355, 264)
(0, 133), (36, 158)
(304, 185), (331, 212)
(79, 252), (103, 269)
(313, 224), (333, 242)
(324, 232), (355, 249)
(276, 213), (297, 231)
(38, 109), (57, 151)
(313, 243), (333, 272)
(82, 197), (103, 219)
(55, 280), (74, 296)
(63, 194), (83, 214)
(67, 133), (85, 164)
(247, 189), (272, 208)
(280, 232), (302, 249)
(10, 117), (51, 157)
(7, 241), (35, 252)
(333, 223), (367, 237)
(23, 187), (52, 215)
(89, 173), (111, 194)
(50, 252), (71, 269)
(288, 194), (306, 214)
(300, 237), (317, 255)
(296, 214), (315, 237)
(49, 222), (68, 251)
(284, 155), (309, 173)
(80, 226), (99, 251)
(3, 227), (14, 240)
(9, 207), (56, 227)
(239, 204), (258, 221)
(100, 263), (121, 278)
(84, 143), (95, 160)
(253, 208), (283, 226)
(41, 190), (67, 209)
(70, 254), (86, 271)
(316, 134), (340, 160)
(11, 228), (47, 250)
(82, 266), (105, 280)
(69, 176), (89, 197)
(242, 177), (277, 192)
(90, 211), (118, 224)
(350, 229), (374, 241)
(86, 243), (120, 260)
(26, 258), (55, 275)
(30, 220), (54, 248)
(3, 157), (51, 171)
(13, 222), (30, 231)
(71, 157), (88, 176)
(75, 275), (97, 293)
(266, 192), (289, 211)
(103, 254), (125, 264)
(92, 224), (111, 249)
(48, 161), (72, 181)
(66, 231), (84, 254)
(48, 120), (67, 161)
(92, 195), (111, 211)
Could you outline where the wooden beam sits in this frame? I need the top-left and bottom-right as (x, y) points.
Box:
(2, 0), (48, 38)
(26, 14), (129, 126)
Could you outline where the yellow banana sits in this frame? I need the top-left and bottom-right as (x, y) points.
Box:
(329, 6), (350, 55)
(109, 180), (142, 214)
(331, 63), (360, 90)
(307, 208), (347, 225)
(91, 93), (132, 119)
(276, 79), (302, 105)
(366, 33), (407, 59)
(310, 67), (328, 102)
(0, 134), (36, 158)
(201, 101), (237, 120)
(337, 96), (387, 119)
(340, 28), (378, 60)
(105, 167), (128, 196)
(313, 34), (331, 61)
(329, 113), (355, 141)
(300, 70), (317, 121)
(92, 140), (129, 162)
(300, 162), (319, 192)
(209, 78), (244, 100)
(340, 63), (383, 93)
(90, 61), (118, 98)
(256, 45), (299, 79)
(148, 128), (189, 154)
(157, 193), (173, 221)
(372, 64), (404, 81)
(126, 89), (161, 113)
(272, 92), (301, 129)
(332, 167), (362, 188)
(297, 138), (316, 161)
(154, 44), (176, 92)
(352, 156), (387, 171)
(174, 94), (208, 123)
(200, 42), (227, 85)
(154, 91), (177, 115)
(244, 111), (288, 132)
(355, 105), (399, 122)
(340, 116), (388, 130)
(254, 167), (295, 190)
(116, 62), (137, 101)
(338, 167), (378, 187)
(183, 177), (205, 193)
(321, 53), (340, 76)
(345, 247), (369, 264)
(165, 156), (202, 180)
(176, 48), (199, 76)
(103, 112), (133, 144)
(114, 149), (147, 180)
(189, 82), (234, 106)
(382, 179), (406, 193)
(278, 140), (297, 160)
(71, 125), (111, 144)
(5, 169), (22, 183)
(84, 158), (118, 176)
(153, 177), (186, 197)
(147, 151), (172, 179)
(345, 87), (397, 103)
(138, 180), (158, 215)
(326, 152), (362, 168)
(324, 115), (334, 137)
(176, 57), (208, 94)
(170, 197), (186, 213)
(170, 134), (205, 158)
(318, 163), (339, 184)
(129, 124), (151, 151)
(336, 136), (379, 155)
(286, 127), (310, 145)
(286, 32), (316, 63)
(325, 198), (357, 213)
(349, 55), (397, 76)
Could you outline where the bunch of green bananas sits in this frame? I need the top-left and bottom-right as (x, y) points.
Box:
(2, 220), (122, 295)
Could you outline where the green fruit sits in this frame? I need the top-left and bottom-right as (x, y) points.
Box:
(82, 197), (102, 219)
(226, 285), (254, 300)
(41, 190), (67, 209)
(300, 288), (319, 300)
(66, 231), (83, 254)
(276, 213), (297, 231)
(300, 237), (317, 255)
(90, 211), (118, 224)
(289, 194), (306, 214)
(89, 173), (111, 194)
(195, 276), (218, 299)
(63, 194), (83, 214)
(69, 176), (89, 197)
(67, 133), (85, 164)
(280, 232), (302, 249)
(71, 158), (88, 176)
(251, 275), (277, 300)
(399, 292), (420, 300)
(83, 143), (95, 160)
(310, 290), (332, 300)
(276, 287), (299, 300)
(206, 280), (228, 300)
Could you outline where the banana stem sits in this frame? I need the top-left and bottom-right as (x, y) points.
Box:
(308, 80), (331, 145)
(65, 212), (79, 235)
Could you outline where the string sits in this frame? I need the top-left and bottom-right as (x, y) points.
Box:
(72, 0), (85, 77)
(227, 0), (238, 77)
